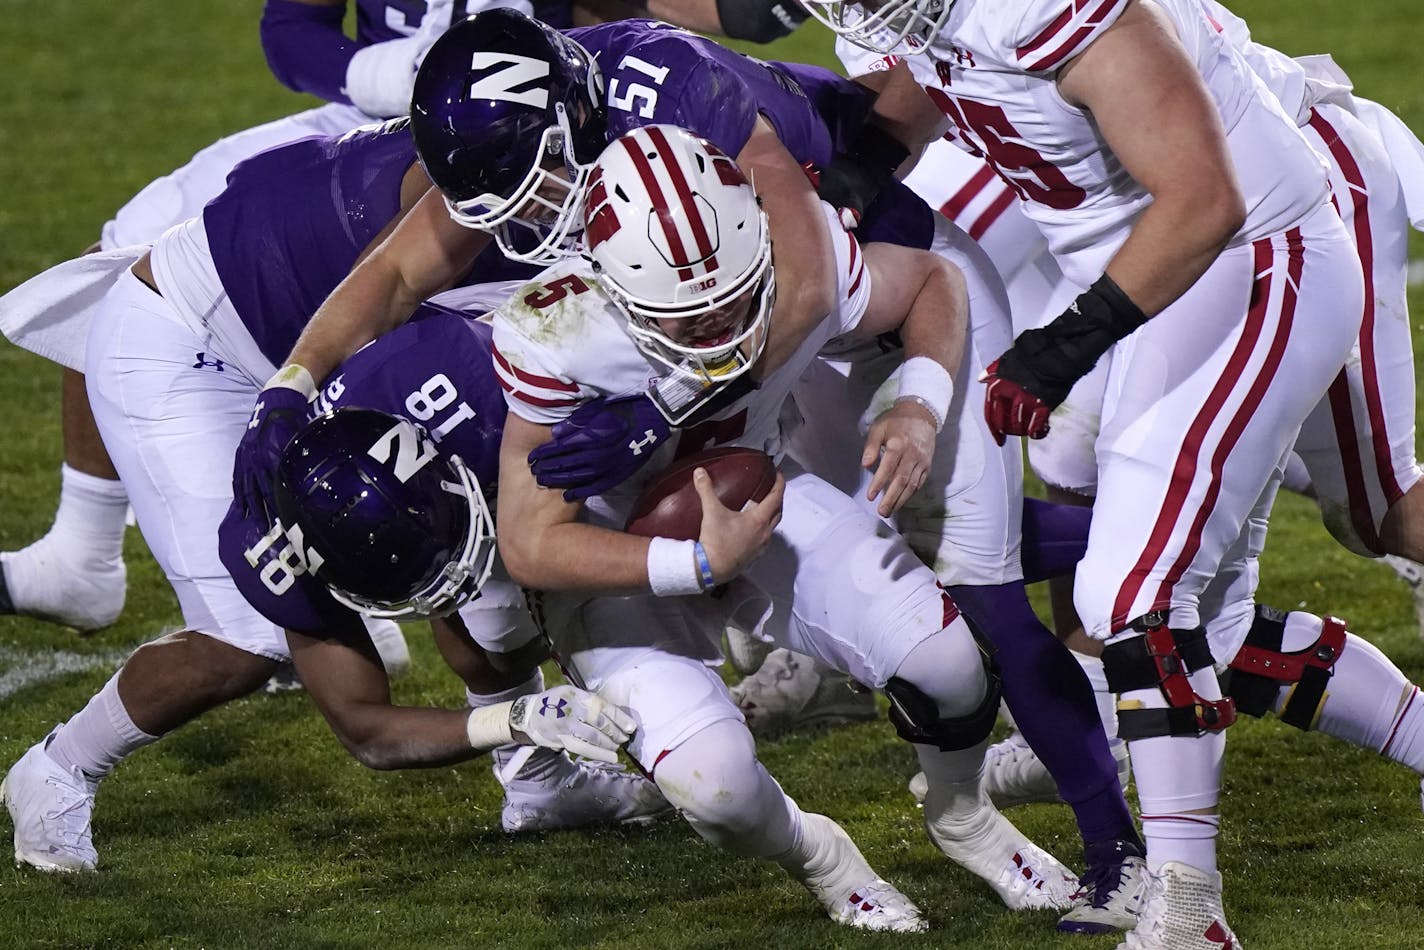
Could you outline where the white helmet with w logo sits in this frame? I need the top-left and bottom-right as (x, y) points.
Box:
(583, 125), (774, 384)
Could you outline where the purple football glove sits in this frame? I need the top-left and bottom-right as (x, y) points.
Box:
(528, 393), (671, 501)
(232, 384), (311, 521)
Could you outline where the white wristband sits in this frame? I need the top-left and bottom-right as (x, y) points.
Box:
(896, 356), (952, 432)
(646, 537), (704, 597)
(265, 364), (318, 401)
(465, 702), (515, 751)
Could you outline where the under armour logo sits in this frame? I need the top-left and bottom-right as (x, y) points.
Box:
(539, 697), (569, 719)
(628, 430), (659, 456)
(194, 352), (225, 371)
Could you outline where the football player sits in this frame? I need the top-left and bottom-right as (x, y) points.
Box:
(805, 0), (1370, 945)
(0, 117), (665, 873)
(227, 11), (1144, 924)
(491, 124), (1085, 931)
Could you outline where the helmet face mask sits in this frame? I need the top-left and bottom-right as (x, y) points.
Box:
(275, 409), (497, 622)
(607, 257), (776, 385)
(444, 104), (596, 264)
(800, 0), (951, 54)
(413, 9), (607, 266)
(584, 125), (775, 386)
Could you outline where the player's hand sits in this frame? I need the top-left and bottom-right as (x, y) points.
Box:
(980, 355), (1053, 446)
(528, 393), (672, 501)
(232, 385), (310, 523)
(811, 155), (878, 229)
(862, 400), (937, 517)
(509, 684), (637, 764)
(695, 467), (785, 581)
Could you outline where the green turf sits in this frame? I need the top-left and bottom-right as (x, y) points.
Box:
(3, 1), (1424, 947)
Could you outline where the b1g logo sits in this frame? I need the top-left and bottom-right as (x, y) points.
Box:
(466, 53), (551, 108)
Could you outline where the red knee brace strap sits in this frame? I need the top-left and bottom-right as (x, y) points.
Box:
(1103, 620), (1237, 739)
(1224, 608), (1347, 730)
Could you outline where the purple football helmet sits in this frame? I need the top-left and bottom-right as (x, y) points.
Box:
(273, 407), (495, 620)
(411, 8), (606, 264)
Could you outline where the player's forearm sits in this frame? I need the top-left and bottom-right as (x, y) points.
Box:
(287, 263), (423, 383)
(260, 0), (357, 104)
(897, 257), (967, 379)
(500, 521), (656, 594)
(857, 60), (947, 155)
(325, 704), (488, 770)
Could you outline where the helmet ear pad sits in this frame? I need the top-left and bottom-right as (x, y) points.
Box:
(274, 408), (495, 619)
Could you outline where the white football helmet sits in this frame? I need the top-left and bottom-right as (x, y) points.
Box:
(583, 125), (774, 385)
(799, 0), (951, 54)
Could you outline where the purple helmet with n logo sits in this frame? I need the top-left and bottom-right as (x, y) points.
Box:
(411, 8), (606, 264)
(273, 408), (496, 621)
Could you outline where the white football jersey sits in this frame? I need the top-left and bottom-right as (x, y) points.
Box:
(907, 0), (1328, 283)
(491, 204), (872, 529)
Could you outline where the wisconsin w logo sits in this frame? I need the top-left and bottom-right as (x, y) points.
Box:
(466, 53), (551, 109)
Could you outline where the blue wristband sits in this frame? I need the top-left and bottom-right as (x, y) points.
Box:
(693, 542), (717, 591)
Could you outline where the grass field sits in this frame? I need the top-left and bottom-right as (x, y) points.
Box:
(3, 1), (1424, 948)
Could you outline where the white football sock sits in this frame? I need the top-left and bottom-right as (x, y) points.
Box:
(51, 463), (130, 555)
(44, 672), (157, 782)
(1122, 664), (1224, 874)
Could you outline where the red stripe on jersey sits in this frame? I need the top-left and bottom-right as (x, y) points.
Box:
(1109, 238), (1277, 630)
(1017, 0), (1125, 72)
(495, 375), (582, 408)
(968, 187), (1017, 240)
(1308, 109), (1401, 507)
(491, 345), (579, 394)
(646, 126), (716, 265)
(939, 165), (997, 223)
(1146, 229), (1304, 617)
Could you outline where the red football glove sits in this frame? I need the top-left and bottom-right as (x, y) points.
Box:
(981, 358), (1052, 446)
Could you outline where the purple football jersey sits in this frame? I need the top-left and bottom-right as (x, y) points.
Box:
(568, 21), (932, 248)
(220, 306), (507, 633)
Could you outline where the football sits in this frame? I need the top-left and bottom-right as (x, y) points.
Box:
(625, 447), (778, 541)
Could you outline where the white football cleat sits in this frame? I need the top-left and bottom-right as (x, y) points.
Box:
(1117, 862), (1240, 950)
(0, 537), (125, 632)
(1058, 838), (1148, 934)
(499, 751), (672, 834)
(3, 731), (98, 872)
(922, 788), (1078, 910)
(795, 813), (928, 933)
(729, 648), (877, 737)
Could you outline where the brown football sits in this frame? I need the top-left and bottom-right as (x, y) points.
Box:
(625, 447), (778, 541)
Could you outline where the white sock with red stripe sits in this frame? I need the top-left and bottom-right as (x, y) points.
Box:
(1121, 664), (1225, 875)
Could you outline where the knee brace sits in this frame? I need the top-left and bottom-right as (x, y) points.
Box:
(1103, 614), (1236, 739)
(1219, 605), (1346, 730)
(883, 624), (1001, 751)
